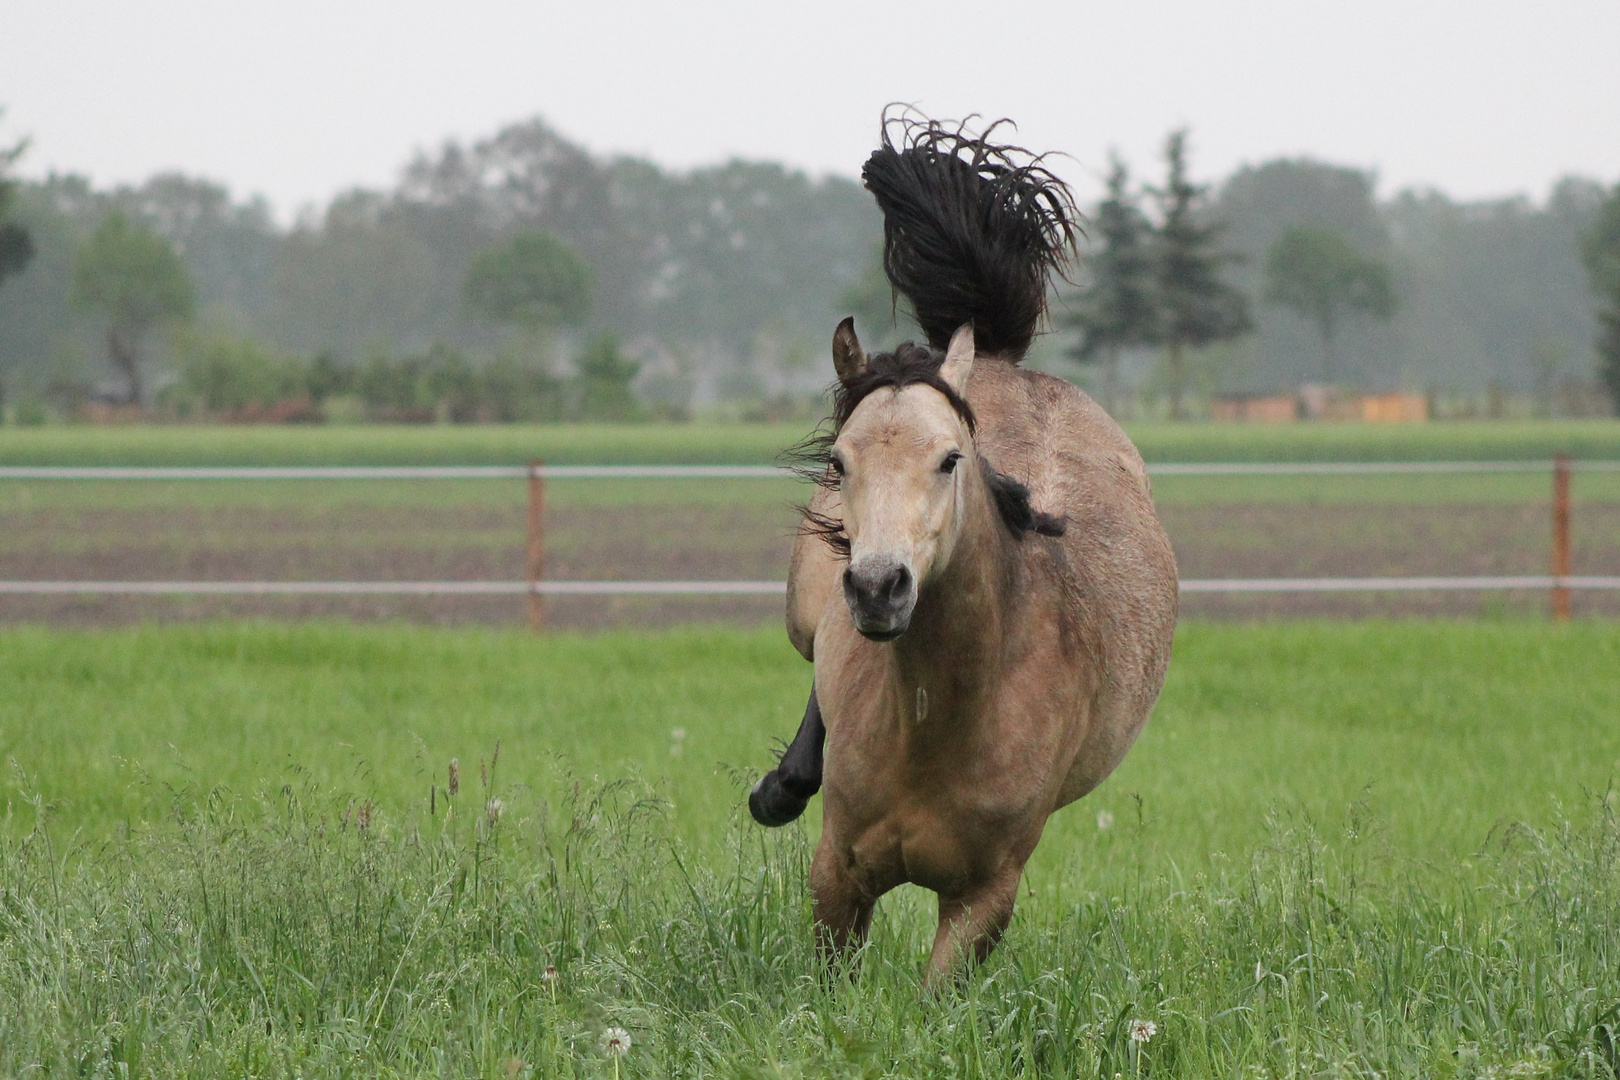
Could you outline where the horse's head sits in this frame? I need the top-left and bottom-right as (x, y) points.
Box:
(825, 318), (978, 642)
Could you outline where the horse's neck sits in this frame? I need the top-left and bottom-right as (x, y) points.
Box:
(892, 470), (1014, 713)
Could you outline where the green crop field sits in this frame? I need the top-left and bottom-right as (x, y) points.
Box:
(3, 621), (1619, 1077)
(3, 418), (1620, 467)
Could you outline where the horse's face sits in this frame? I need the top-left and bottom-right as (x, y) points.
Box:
(830, 323), (976, 641)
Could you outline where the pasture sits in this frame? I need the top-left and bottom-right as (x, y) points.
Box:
(3, 620), (1619, 1077)
(5, 418), (1620, 466)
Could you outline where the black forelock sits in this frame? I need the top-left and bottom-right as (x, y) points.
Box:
(830, 341), (975, 434)
(785, 340), (1063, 555)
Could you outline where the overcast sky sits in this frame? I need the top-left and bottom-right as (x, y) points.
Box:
(6, 0), (1619, 221)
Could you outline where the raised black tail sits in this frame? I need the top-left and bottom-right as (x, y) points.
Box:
(860, 112), (1081, 361)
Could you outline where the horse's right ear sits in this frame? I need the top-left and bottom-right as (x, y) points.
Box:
(832, 317), (867, 382)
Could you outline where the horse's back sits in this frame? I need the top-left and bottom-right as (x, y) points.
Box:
(962, 361), (1179, 804)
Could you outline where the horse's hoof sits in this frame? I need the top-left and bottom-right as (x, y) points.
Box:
(749, 770), (812, 827)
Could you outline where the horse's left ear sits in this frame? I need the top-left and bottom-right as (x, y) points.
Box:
(940, 324), (975, 395)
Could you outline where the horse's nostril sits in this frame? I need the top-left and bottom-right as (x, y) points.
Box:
(884, 565), (912, 602)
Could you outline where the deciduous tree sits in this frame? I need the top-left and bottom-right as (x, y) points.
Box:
(573, 335), (641, 421)
(1265, 225), (1394, 382)
(464, 231), (592, 329)
(71, 211), (195, 403)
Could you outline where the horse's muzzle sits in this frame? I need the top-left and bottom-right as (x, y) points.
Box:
(843, 559), (916, 641)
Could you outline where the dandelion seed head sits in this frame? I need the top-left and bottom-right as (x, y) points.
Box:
(541, 963), (558, 982)
(486, 797), (504, 823)
(669, 727), (686, 741)
(1096, 810), (1115, 830)
(1129, 1019), (1156, 1043)
(601, 1026), (632, 1057)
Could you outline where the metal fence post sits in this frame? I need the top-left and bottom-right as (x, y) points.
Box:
(1552, 454), (1572, 622)
(527, 460), (546, 631)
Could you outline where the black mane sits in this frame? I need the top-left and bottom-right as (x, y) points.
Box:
(861, 110), (1081, 360)
(788, 342), (1065, 557)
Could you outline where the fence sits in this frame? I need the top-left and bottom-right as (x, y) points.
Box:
(3, 457), (1619, 627)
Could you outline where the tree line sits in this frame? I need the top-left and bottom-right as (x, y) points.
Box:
(1, 109), (1618, 422)
(1066, 131), (1618, 416)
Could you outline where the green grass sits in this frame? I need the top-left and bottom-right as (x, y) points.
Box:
(1125, 420), (1620, 463)
(2, 418), (1618, 467)
(3, 621), (1620, 1076)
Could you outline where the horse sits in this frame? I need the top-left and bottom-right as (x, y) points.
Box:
(748, 115), (1179, 986)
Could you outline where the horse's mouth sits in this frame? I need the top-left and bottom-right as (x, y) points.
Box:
(856, 623), (908, 643)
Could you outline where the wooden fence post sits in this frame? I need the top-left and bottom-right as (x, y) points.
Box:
(1551, 454), (1571, 622)
(527, 460), (546, 632)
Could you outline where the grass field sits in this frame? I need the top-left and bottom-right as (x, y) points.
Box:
(3, 418), (1620, 467)
(3, 621), (1619, 1076)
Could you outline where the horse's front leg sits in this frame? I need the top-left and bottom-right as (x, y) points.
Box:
(924, 867), (1023, 989)
(809, 838), (876, 969)
(749, 685), (824, 826)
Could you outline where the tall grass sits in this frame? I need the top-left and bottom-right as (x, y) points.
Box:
(3, 623), (1620, 1074)
(3, 768), (1617, 1078)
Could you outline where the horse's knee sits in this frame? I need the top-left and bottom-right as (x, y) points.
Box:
(748, 769), (816, 827)
(749, 687), (824, 828)
(810, 848), (873, 961)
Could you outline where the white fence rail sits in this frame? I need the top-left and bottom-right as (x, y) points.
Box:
(3, 459), (1616, 605)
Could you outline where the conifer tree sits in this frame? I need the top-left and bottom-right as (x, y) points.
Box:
(0, 120), (33, 292)
(1153, 131), (1250, 418)
(1583, 182), (1620, 408)
(1067, 156), (1160, 414)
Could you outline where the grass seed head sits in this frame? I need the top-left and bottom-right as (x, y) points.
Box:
(448, 758), (459, 797)
(357, 800), (372, 832)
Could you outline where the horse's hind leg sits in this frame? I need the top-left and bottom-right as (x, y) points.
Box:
(924, 869), (1022, 989)
(748, 686), (824, 827)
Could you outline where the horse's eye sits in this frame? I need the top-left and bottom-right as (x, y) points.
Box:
(940, 451), (962, 475)
(829, 455), (846, 477)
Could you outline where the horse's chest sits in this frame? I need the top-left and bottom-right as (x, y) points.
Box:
(825, 730), (1040, 893)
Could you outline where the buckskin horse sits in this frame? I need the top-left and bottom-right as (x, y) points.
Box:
(748, 115), (1179, 986)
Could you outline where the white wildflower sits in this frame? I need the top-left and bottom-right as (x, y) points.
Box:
(601, 1026), (632, 1057)
(1129, 1018), (1157, 1044)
